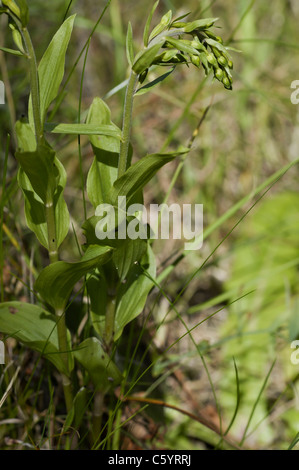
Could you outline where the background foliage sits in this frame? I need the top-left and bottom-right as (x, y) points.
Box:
(1, 0), (299, 450)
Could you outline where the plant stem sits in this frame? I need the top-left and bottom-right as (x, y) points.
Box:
(104, 296), (116, 353)
(118, 70), (138, 177)
(92, 390), (104, 444)
(17, 20), (73, 412)
(56, 308), (73, 412)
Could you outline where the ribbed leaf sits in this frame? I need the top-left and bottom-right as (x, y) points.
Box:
(35, 245), (112, 310)
(29, 15), (76, 127)
(0, 302), (72, 375)
(109, 149), (188, 207)
(73, 337), (122, 392)
(86, 98), (121, 208)
(114, 245), (156, 340)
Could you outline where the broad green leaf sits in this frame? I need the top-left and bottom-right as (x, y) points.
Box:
(73, 337), (123, 392)
(132, 42), (163, 75)
(15, 121), (69, 248)
(126, 21), (134, 66)
(35, 245), (113, 310)
(135, 68), (175, 96)
(109, 149), (189, 207)
(86, 271), (107, 337)
(183, 17), (218, 33)
(0, 301), (72, 375)
(44, 122), (122, 138)
(112, 237), (147, 282)
(143, 0), (159, 47)
(28, 15), (76, 127)
(18, 158), (69, 249)
(114, 244), (156, 340)
(15, 143), (57, 203)
(82, 215), (119, 248)
(86, 98), (121, 207)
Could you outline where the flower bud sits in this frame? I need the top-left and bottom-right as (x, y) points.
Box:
(1, 0), (20, 18)
(206, 53), (218, 67)
(215, 68), (224, 81)
(222, 76), (232, 90)
(217, 55), (228, 67)
(191, 54), (200, 67)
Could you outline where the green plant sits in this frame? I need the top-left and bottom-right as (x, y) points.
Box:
(0, 0), (235, 448)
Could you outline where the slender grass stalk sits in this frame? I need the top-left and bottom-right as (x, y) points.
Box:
(118, 70), (138, 177)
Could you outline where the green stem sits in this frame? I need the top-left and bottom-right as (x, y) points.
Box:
(118, 70), (138, 177)
(104, 296), (116, 353)
(92, 391), (104, 444)
(16, 19), (73, 412)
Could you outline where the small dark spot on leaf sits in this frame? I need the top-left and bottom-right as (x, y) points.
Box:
(9, 307), (18, 314)
(101, 355), (105, 360)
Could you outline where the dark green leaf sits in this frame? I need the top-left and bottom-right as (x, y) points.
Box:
(86, 98), (122, 207)
(35, 245), (113, 311)
(18, 157), (69, 249)
(135, 67), (175, 96)
(0, 301), (72, 375)
(28, 15), (76, 127)
(132, 42), (163, 75)
(15, 143), (57, 203)
(73, 337), (123, 392)
(114, 245), (156, 340)
(113, 237), (147, 282)
(86, 271), (107, 337)
(15, 120), (69, 248)
(44, 122), (122, 138)
(109, 149), (189, 207)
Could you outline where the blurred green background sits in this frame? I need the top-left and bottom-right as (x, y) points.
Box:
(1, 0), (299, 450)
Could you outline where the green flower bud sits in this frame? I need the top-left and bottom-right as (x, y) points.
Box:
(222, 76), (232, 90)
(1, 0), (20, 18)
(191, 54), (200, 67)
(215, 67), (224, 81)
(191, 37), (206, 52)
(206, 52), (218, 67)
(217, 55), (228, 67)
(204, 30), (223, 44)
(171, 21), (187, 28)
(228, 60), (233, 69)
